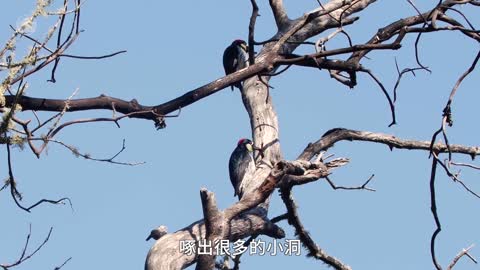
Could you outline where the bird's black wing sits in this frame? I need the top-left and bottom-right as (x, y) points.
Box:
(229, 148), (252, 198)
(223, 45), (238, 72)
(223, 45), (240, 90)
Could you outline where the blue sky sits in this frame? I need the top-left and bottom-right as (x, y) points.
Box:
(1, 1), (480, 270)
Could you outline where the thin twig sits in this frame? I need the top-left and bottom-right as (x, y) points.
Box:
(0, 226), (54, 269)
(429, 155), (442, 270)
(5, 144), (72, 212)
(279, 187), (351, 270)
(363, 69), (396, 127)
(325, 174), (376, 192)
(447, 244), (477, 270)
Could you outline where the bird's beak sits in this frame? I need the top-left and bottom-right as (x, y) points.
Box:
(241, 43), (248, 52)
(246, 143), (254, 152)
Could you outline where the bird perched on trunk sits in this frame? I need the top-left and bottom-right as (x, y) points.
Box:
(229, 138), (255, 199)
(145, 225), (168, 241)
(223, 39), (249, 91)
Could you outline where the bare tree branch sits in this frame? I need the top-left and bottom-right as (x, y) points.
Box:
(269, 0), (289, 29)
(0, 226), (53, 269)
(429, 156), (442, 270)
(325, 174), (376, 192)
(298, 128), (480, 161)
(53, 257), (72, 270)
(447, 244), (477, 270)
(196, 189), (222, 270)
(280, 187), (351, 270)
(248, 0), (259, 66)
(5, 143), (72, 212)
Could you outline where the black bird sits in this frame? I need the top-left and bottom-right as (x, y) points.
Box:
(223, 39), (249, 91)
(229, 138), (255, 199)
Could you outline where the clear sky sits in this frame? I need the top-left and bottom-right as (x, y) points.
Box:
(1, 1), (479, 270)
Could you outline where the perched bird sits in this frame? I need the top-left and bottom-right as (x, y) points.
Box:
(145, 225), (168, 241)
(229, 138), (255, 199)
(223, 39), (249, 91)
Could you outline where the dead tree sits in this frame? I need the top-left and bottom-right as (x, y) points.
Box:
(1, 1), (480, 269)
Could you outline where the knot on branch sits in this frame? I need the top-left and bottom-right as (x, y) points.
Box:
(443, 103), (453, 127)
(154, 116), (166, 130)
(129, 98), (140, 109)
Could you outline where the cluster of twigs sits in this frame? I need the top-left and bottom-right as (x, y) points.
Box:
(0, 225), (71, 270)
(0, 1), (136, 267)
(0, 0), (141, 213)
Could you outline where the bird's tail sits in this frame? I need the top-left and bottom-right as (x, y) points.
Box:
(236, 82), (243, 92)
